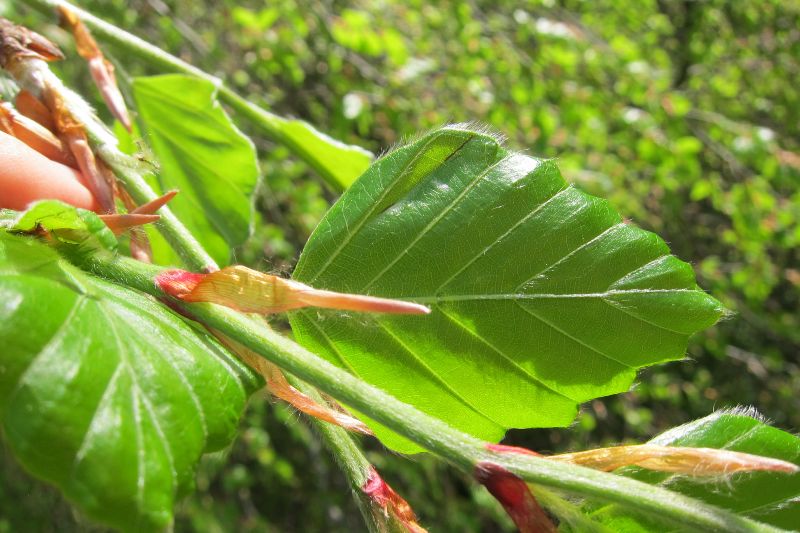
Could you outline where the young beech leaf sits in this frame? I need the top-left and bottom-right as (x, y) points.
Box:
(9, 199), (118, 251)
(290, 125), (725, 453)
(0, 232), (260, 531)
(582, 410), (800, 531)
(58, 5), (131, 131)
(548, 444), (797, 476)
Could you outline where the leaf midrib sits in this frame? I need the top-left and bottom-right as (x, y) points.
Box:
(104, 312), (178, 498)
(154, 130), (251, 203)
(407, 288), (698, 303)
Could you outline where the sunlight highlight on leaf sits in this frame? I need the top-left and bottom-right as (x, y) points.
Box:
(291, 125), (724, 453)
(133, 74), (259, 266)
(0, 232), (260, 531)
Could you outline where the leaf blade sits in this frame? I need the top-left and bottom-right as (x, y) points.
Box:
(132, 74), (259, 266)
(0, 232), (259, 530)
(276, 119), (373, 191)
(291, 125), (724, 453)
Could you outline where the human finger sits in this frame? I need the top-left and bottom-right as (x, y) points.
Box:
(0, 131), (99, 211)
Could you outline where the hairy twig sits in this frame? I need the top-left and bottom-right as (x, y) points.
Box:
(77, 251), (783, 533)
(2, 13), (419, 528)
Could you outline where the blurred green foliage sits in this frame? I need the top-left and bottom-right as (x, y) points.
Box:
(1, 0), (798, 531)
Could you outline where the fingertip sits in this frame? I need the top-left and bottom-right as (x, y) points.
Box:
(0, 131), (99, 211)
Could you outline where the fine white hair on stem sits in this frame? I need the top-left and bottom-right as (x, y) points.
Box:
(11, 59), (102, 141)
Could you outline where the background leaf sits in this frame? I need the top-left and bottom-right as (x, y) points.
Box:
(274, 119), (373, 191)
(0, 232), (260, 531)
(291, 126), (724, 453)
(132, 74), (259, 266)
(580, 410), (800, 531)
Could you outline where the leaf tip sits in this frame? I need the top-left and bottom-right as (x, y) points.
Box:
(131, 189), (179, 215)
(98, 213), (159, 235)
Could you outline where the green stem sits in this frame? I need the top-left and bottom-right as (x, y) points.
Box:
(110, 163), (217, 271)
(81, 252), (781, 533)
(285, 377), (383, 533)
(24, 0), (367, 190)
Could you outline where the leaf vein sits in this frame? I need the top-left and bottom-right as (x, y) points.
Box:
(361, 156), (505, 291)
(600, 297), (686, 336)
(8, 295), (87, 401)
(131, 387), (146, 513)
(410, 288), (699, 304)
(105, 312), (179, 495)
(434, 184), (572, 295)
(71, 363), (122, 471)
(515, 222), (626, 292)
(104, 301), (209, 445)
(297, 311), (362, 378)
(373, 318), (503, 427)
(516, 303), (633, 369)
(608, 255), (671, 289)
(307, 132), (471, 284)
(437, 305), (578, 402)
(155, 133), (249, 202)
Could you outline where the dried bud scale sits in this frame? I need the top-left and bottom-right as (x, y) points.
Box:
(157, 265), (431, 316)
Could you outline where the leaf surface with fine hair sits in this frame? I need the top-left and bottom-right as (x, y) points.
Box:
(291, 125), (724, 453)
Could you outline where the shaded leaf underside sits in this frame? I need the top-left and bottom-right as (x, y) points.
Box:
(291, 126), (723, 453)
(0, 233), (259, 530)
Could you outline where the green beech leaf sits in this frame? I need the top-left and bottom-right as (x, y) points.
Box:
(132, 74), (259, 266)
(290, 125), (724, 453)
(274, 119), (373, 190)
(5, 200), (117, 252)
(583, 410), (800, 531)
(0, 232), (260, 531)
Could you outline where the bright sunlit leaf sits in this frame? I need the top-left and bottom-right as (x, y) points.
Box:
(291, 125), (724, 453)
(0, 232), (260, 531)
